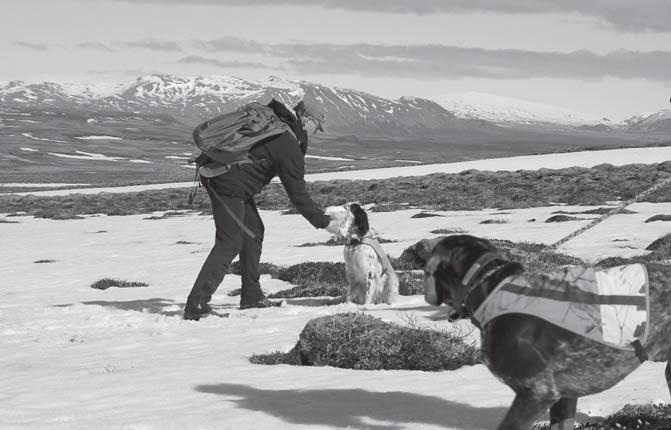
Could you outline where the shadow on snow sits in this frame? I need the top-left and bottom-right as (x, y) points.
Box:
(194, 383), (510, 430)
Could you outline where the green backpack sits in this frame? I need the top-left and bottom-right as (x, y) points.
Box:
(191, 102), (291, 174)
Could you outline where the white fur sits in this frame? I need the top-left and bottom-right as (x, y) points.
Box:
(326, 203), (399, 305)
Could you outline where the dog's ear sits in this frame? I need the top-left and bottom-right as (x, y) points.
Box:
(350, 203), (369, 237)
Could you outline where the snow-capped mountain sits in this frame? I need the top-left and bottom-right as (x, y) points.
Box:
(0, 75), (472, 137)
(436, 92), (606, 126)
(625, 109), (671, 132)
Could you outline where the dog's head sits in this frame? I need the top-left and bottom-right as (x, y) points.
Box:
(423, 235), (502, 321)
(324, 202), (372, 241)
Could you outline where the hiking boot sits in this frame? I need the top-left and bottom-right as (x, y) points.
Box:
(183, 299), (211, 320)
(183, 308), (202, 321)
(239, 298), (282, 310)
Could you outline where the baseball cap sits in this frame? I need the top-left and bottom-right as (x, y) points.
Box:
(294, 100), (326, 133)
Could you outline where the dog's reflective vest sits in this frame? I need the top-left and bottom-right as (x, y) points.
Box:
(472, 264), (650, 358)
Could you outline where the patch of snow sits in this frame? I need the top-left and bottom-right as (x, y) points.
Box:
(394, 159), (422, 164)
(47, 151), (124, 161)
(19, 147), (38, 152)
(305, 155), (355, 161)
(0, 183), (91, 188)
(21, 133), (69, 144)
(75, 135), (123, 140)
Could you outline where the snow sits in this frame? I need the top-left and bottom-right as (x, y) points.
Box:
(1, 149), (671, 429)
(75, 136), (123, 141)
(305, 147), (671, 182)
(305, 155), (355, 161)
(629, 109), (671, 128)
(0, 183), (90, 188)
(437, 92), (605, 125)
(19, 147), (37, 152)
(22, 133), (69, 144)
(42, 151), (151, 164)
(60, 82), (127, 99)
(48, 151), (125, 162)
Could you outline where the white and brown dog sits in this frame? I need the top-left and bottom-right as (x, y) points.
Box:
(326, 203), (399, 305)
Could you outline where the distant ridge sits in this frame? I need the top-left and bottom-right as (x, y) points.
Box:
(0, 74), (667, 135)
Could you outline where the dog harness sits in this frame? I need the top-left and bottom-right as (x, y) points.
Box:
(472, 264), (650, 357)
(349, 237), (396, 277)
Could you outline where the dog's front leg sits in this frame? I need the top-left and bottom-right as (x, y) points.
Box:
(498, 393), (554, 430)
(365, 272), (376, 304)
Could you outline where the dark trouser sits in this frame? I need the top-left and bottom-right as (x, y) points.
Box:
(186, 179), (265, 308)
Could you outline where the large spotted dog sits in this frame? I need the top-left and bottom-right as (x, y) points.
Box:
(423, 234), (671, 430)
(326, 203), (399, 305)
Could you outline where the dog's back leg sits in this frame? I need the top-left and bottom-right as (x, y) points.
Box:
(549, 397), (577, 430)
(498, 394), (554, 430)
(666, 361), (671, 397)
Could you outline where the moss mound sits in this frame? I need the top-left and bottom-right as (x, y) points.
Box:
(534, 403), (671, 429)
(251, 313), (481, 371)
(398, 271), (424, 296)
(394, 237), (584, 273)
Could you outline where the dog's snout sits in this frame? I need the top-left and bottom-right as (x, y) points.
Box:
(447, 308), (462, 322)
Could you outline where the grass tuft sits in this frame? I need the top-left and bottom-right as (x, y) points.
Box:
(90, 278), (149, 290)
(411, 212), (443, 218)
(431, 228), (466, 234)
(480, 219), (508, 224)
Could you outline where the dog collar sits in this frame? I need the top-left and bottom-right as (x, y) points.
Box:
(462, 252), (502, 287)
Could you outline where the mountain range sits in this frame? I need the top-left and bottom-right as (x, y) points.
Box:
(1, 74), (669, 136)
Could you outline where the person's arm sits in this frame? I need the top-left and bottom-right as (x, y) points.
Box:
(271, 133), (330, 229)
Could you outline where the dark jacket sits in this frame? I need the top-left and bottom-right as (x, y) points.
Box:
(203, 100), (329, 229)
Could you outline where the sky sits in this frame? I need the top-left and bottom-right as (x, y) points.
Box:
(2, 147), (671, 429)
(2, 0), (671, 121)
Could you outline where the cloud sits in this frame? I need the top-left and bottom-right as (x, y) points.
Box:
(177, 55), (268, 69)
(15, 41), (49, 51)
(190, 37), (267, 53)
(190, 39), (671, 82)
(117, 39), (183, 52)
(78, 42), (115, 52)
(92, 0), (671, 33)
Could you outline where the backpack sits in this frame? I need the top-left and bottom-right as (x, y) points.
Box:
(190, 102), (292, 176)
